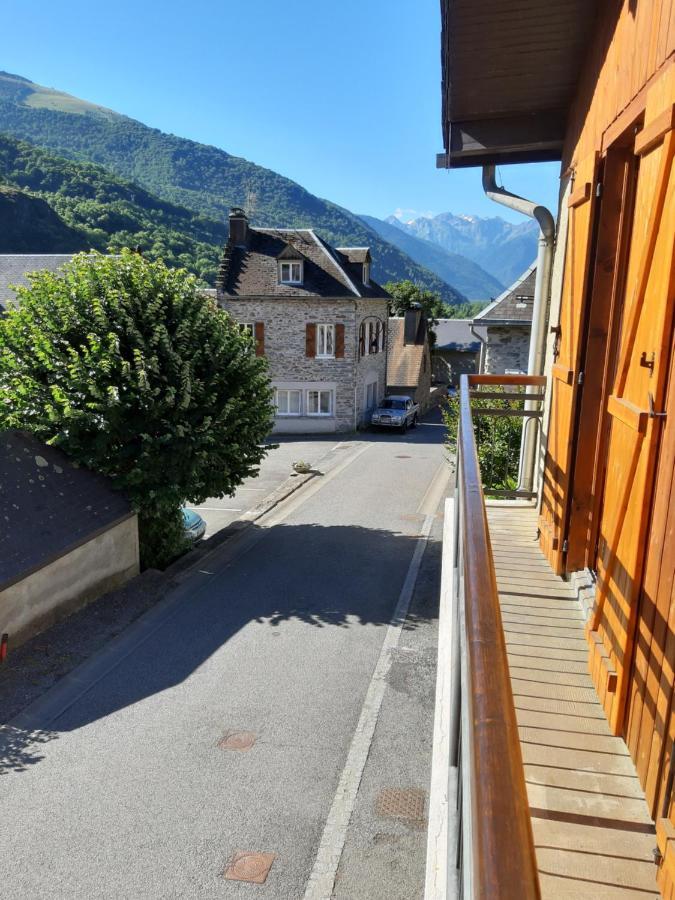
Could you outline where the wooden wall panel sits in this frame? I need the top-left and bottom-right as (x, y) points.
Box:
(588, 109), (675, 735)
(538, 153), (598, 573)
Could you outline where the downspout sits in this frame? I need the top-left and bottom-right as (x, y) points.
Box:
(470, 323), (487, 374)
(481, 165), (555, 494)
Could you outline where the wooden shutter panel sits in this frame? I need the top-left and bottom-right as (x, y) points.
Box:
(335, 323), (345, 358)
(254, 321), (265, 356)
(306, 323), (316, 357)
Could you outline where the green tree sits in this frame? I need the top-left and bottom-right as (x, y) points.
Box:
(385, 280), (487, 344)
(0, 250), (275, 567)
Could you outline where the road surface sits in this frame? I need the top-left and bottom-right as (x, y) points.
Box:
(0, 413), (449, 899)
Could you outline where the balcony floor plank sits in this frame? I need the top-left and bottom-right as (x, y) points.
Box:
(487, 503), (659, 899)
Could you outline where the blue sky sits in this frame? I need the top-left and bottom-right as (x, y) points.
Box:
(3, 0), (560, 224)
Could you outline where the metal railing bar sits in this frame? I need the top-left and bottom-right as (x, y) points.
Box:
(457, 373), (541, 899)
(483, 489), (538, 499)
(469, 374), (547, 386)
(471, 408), (543, 418)
(467, 391), (544, 401)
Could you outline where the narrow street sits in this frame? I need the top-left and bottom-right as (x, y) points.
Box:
(0, 414), (448, 899)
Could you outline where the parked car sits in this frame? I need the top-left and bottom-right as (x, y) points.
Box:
(370, 395), (419, 432)
(182, 507), (206, 542)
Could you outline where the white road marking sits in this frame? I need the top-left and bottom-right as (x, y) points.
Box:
(303, 462), (448, 899)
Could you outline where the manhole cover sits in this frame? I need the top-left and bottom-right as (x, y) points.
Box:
(376, 788), (426, 823)
(218, 731), (256, 751)
(223, 851), (276, 883)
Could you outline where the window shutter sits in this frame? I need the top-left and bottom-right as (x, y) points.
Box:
(306, 323), (316, 357)
(254, 322), (265, 356)
(335, 323), (345, 358)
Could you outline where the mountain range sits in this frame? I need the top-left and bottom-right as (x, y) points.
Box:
(389, 212), (539, 288)
(0, 71), (537, 302)
(359, 214), (504, 300)
(0, 71), (467, 302)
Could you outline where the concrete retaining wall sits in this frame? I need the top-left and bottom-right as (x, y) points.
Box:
(1, 515), (140, 648)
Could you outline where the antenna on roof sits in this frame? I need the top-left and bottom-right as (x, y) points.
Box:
(244, 186), (258, 221)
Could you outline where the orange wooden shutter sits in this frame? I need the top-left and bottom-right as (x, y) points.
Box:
(538, 152), (599, 574)
(254, 322), (264, 356)
(588, 117), (675, 738)
(335, 323), (345, 358)
(306, 323), (316, 357)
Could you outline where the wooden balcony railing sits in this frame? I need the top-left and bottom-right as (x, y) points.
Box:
(428, 374), (546, 899)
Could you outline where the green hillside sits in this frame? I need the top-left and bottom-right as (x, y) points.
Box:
(0, 134), (229, 282)
(0, 184), (86, 252)
(0, 71), (466, 301)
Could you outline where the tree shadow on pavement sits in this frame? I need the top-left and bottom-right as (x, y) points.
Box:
(0, 520), (438, 774)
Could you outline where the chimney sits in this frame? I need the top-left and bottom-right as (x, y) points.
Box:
(229, 207), (249, 247)
(403, 304), (423, 345)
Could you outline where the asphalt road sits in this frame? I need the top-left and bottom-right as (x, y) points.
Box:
(187, 437), (344, 538)
(0, 413), (449, 899)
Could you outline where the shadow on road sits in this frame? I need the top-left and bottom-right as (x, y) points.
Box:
(0, 518), (439, 775)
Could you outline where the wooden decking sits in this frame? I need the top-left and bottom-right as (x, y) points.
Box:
(487, 503), (659, 899)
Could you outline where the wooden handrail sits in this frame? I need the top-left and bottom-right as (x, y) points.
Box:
(459, 374), (541, 898)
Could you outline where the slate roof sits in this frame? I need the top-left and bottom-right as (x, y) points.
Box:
(387, 318), (428, 387)
(473, 263), (536, 325)
(0, 254), (75, 311)
(434, 318), (481, 351)
(0, 430), (133, 590)
(217, 228), (388, 300)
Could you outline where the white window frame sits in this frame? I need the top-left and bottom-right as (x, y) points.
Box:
(279, 261), (303, 284)
(363, 262), (370, 285)
(306, 389), (333, 416)
(317, 323), (335, 358)
(275, 388), (302, 416)
(239, 322), (254, 336)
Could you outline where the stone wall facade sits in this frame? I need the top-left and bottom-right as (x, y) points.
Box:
(434, 348), (480, 385)
(223, 296), (388, 433)
(482, 325), (531, 374)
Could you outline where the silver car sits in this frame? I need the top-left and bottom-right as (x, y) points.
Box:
(370, 395), (419, 432)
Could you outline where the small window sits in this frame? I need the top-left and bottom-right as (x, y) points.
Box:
(307, 389), (332, 416)
(280, 261), (303, 284)
(276, 389), (302, 416)
(239, 323), (254, 336)
(317, 323), (335, 358)
(363, 262), (370, 285)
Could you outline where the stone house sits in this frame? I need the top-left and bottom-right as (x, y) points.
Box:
(471, 263), (535, 374)
(216, 209), (389, 433)
(386, 307), (433, 409)
(433, 318), (481, 386)
(1, 430), (139, 649)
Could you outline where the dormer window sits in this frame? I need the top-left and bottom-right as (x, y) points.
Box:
(363, 262), (370, 285)
(279, 261), (303, 284)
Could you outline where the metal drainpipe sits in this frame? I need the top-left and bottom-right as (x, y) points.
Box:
(481, 165), (555, 494)
(470, 323), (487, 373)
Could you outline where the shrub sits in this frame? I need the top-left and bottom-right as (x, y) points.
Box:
(0, 250), (275, 566)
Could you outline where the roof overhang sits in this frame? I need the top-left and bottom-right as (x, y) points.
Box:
(438, 0), (598, 169)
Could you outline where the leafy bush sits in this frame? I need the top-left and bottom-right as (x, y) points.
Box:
(0, 250), (275, 567)
(443, 394), (523, 493)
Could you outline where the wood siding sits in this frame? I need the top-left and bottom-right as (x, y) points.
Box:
(539, 0), (675, 857)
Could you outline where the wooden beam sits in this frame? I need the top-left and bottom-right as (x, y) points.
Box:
(568, 182), (592, 207)
(634, 103), (675, 156)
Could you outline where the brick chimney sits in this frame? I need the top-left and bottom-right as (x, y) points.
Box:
(229, 207), (249, 247)
(403, 304), (424, 345)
